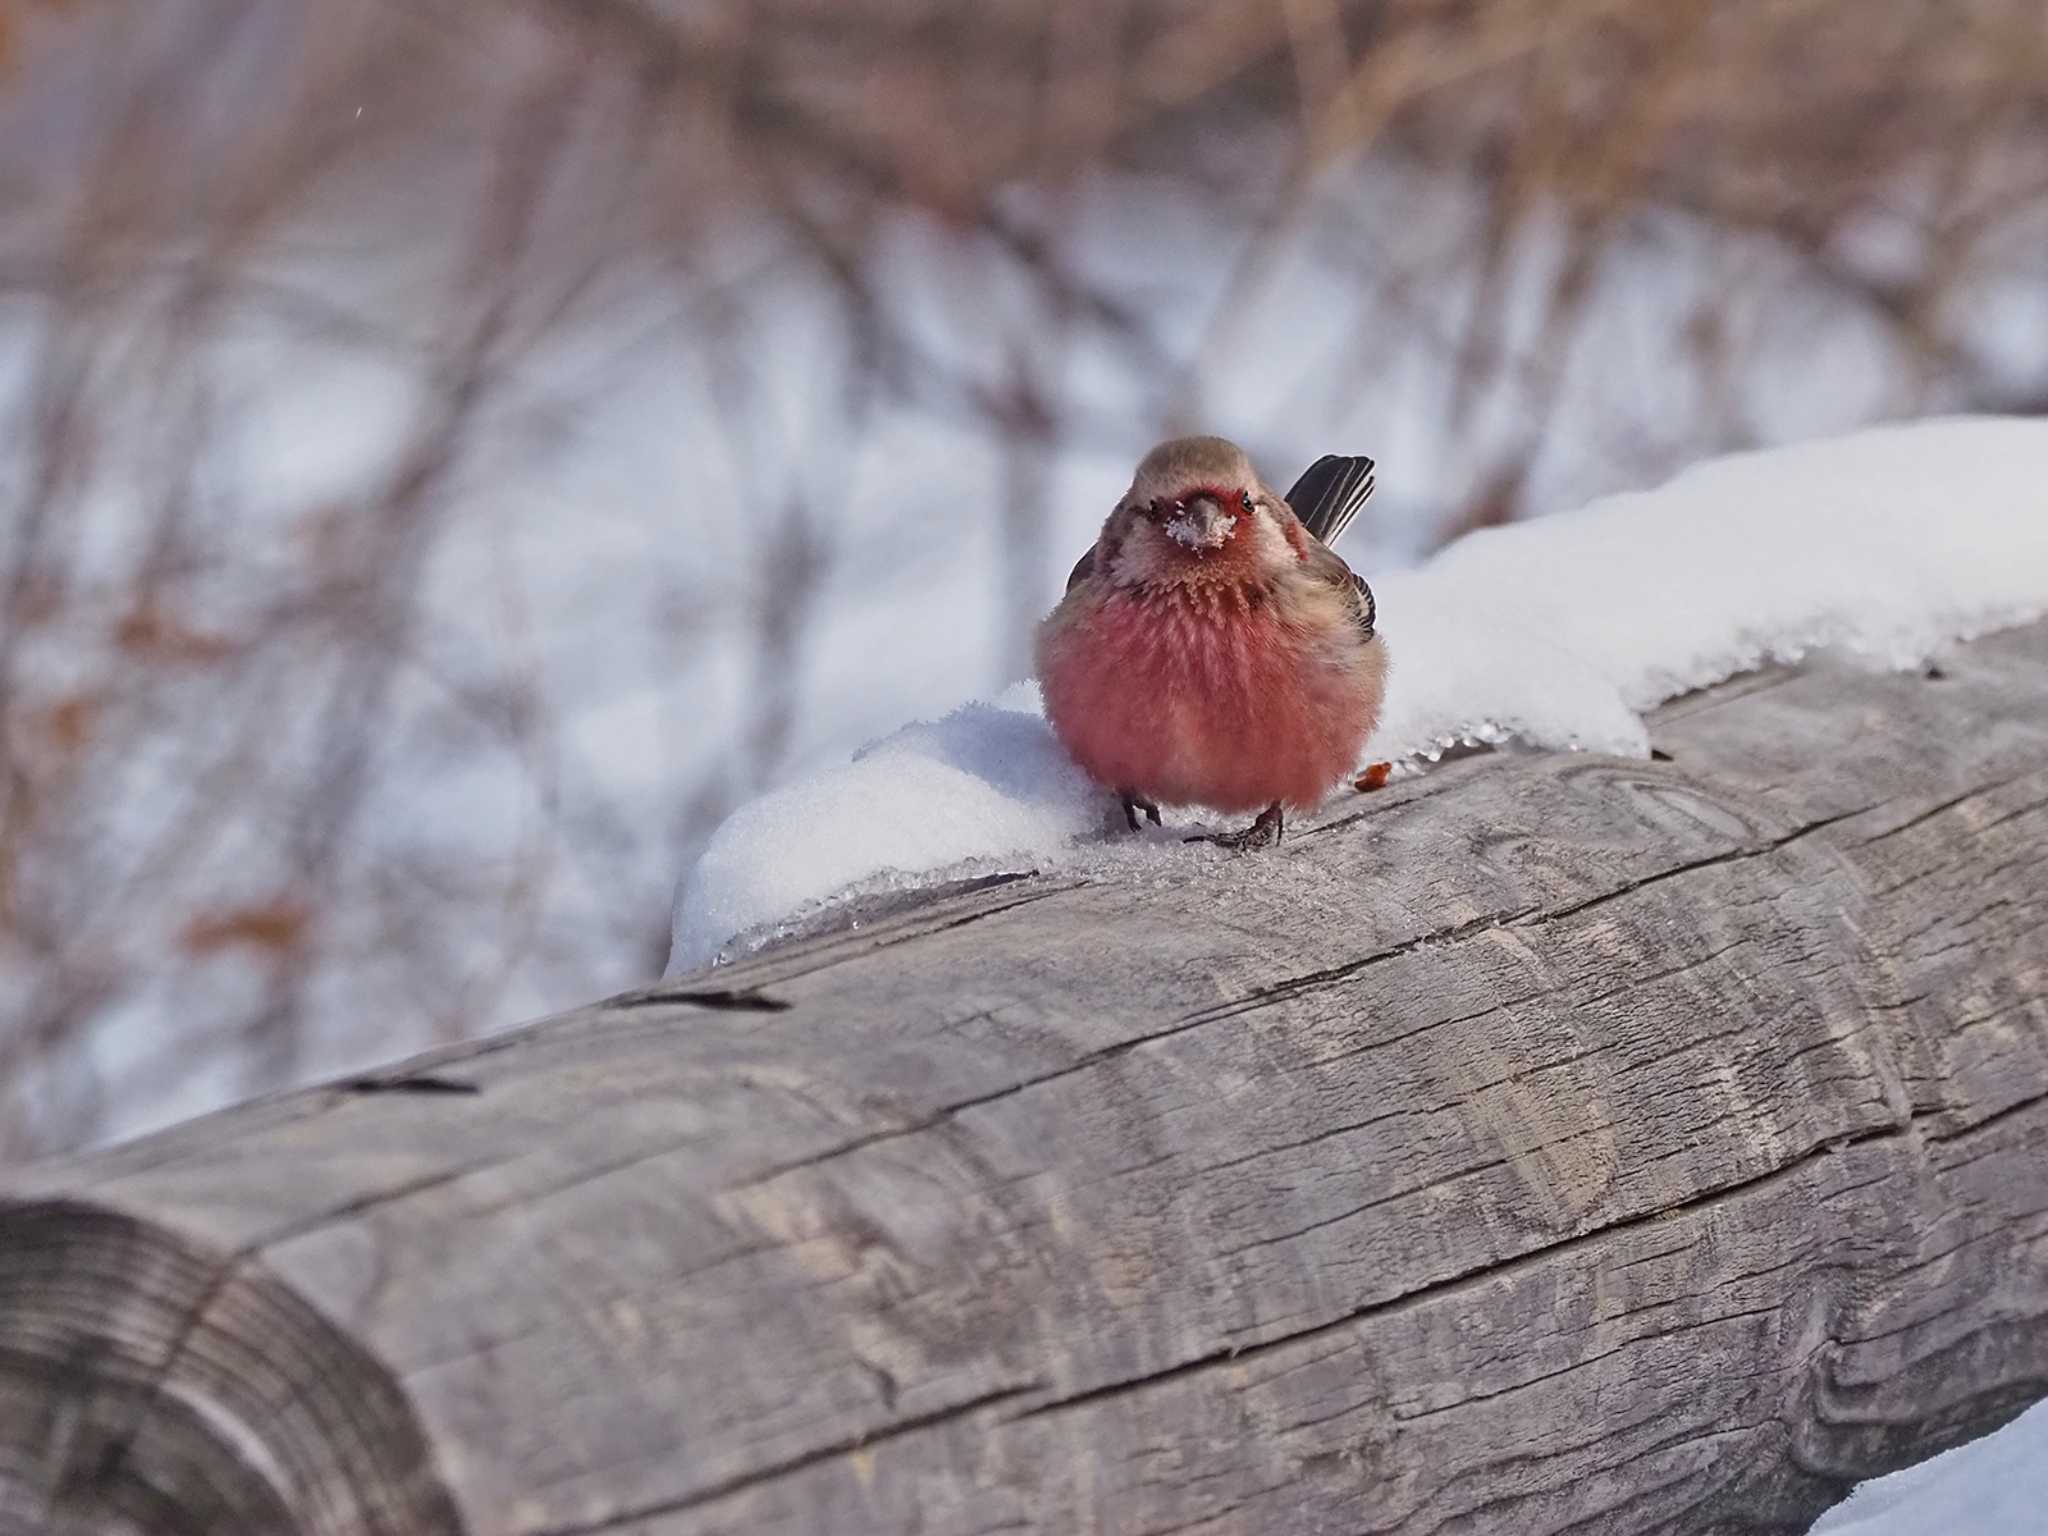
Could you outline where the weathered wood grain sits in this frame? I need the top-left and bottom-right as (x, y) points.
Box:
(5, 621), (2048, 1536)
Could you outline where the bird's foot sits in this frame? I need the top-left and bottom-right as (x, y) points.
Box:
(1186, 802), (1284, 851)
(1120, 792), (1164, 833)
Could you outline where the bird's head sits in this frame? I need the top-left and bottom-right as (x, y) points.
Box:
(1107, 436), (1291, 588)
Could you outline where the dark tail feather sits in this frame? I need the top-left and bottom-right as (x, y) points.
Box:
(1285, 454), (1377, 547)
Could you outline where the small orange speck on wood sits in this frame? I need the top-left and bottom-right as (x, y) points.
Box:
(1354, 762), (1392, 792)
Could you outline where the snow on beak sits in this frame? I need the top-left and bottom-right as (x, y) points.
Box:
(1163, 494), (1237, 552)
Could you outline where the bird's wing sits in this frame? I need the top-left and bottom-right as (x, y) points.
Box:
(1300, 536), (1377, 643)
(1066, 500), (1143, 593)
(1284, 454), (1377, 548)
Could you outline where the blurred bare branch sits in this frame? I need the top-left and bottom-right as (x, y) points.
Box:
(3, 0), (2047, 1158)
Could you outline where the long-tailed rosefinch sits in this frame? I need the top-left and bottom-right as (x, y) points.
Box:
(1036, 436), (1385, 849)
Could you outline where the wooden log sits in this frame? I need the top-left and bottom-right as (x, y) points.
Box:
(5, 620), (2048, 1536)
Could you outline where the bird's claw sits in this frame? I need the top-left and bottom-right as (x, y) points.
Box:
(1120, 793), (1163, 833)
(1185, 802), (1285, 850)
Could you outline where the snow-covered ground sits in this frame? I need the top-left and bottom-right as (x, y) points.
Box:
(670, 414), (2048, 969)
(1808, 1398), (2048, 1534)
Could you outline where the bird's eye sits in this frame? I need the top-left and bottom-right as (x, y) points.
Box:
(1240, 491), (1255, 514)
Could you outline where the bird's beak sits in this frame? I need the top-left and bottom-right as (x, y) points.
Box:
(1164, 495), (1237, 552)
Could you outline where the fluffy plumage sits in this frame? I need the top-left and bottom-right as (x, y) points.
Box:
(1036, 436), (1387, 846)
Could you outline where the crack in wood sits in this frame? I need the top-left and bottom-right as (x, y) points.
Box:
(727, 881), (1082, 989)
(40, 1244), (245, 1526)
(1390, 1303), (1788, 1424)
(1005, 1123), (1928, 1428)
(608, 987), (793, 1013)
(1531, 802), (1877, 925)
(344, 1072), (483, 1095)
(1853, 772), (2036, 848)
(522, 1383), (1046, 1535)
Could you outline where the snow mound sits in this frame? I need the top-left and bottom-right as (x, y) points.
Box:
(674, 684), (1099, 964)
(670, 416), (2048, 971)
(1807, 1397), (2048, 1535)
(1370, 414), (2048, 758)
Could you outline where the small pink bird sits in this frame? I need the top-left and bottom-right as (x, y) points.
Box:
(1036, 436), (1386, 849)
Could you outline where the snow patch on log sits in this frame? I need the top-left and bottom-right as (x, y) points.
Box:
(672, 416), (2048, 971)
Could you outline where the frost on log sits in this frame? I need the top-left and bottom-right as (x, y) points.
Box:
(5, 622), (2048, 1536)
